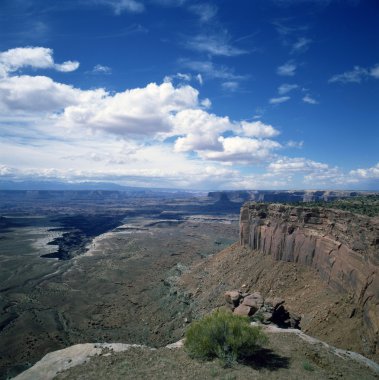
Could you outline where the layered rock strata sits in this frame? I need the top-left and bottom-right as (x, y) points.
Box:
(240, 203), (379, 355)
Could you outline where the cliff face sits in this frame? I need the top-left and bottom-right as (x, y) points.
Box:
(240, 203), (379, 355)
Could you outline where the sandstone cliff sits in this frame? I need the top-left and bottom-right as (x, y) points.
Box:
(240, 203), (379, 355)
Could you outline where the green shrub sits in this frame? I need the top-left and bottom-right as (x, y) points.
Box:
(184, 309), (268, 367)
(302, 360), (315, 371)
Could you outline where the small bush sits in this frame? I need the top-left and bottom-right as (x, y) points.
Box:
(184, 309), (268, 367)
(302, 360), (315, 371)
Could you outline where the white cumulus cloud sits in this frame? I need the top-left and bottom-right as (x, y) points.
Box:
(60, 82), (199, 136)
(5, 46), (361, 190)
(0, 75), (105, 113)
(0, 47), (79, 77)
(349, 163), (379, 179)
(173, 109), (233, 152)
(199, 136), (281, 164)
(241, 121), (280, 138)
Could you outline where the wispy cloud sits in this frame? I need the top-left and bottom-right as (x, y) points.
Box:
(164, 72), (204, 86)
(92, 64), (112, 74)
(277, 61), (296, 76)
(90, 24), (148, 39)
(189, 3), (218, 22)
(370, 64), (379, 78)
(221, 81), (239, 92)
(329, 66), (368, 83)
(278, 83), (298, 94)
(272, 18), (308, 38)
(329, 64), (379, 84)
(151, 0), (187, 6)
(302, 94), (318, 104)
(286, 140), (304, 148)
(291, 37), (311, 53)
(184, 31), (248, 57)
(269, 96), (291, 104)
(179, 59), (247, 81)
(91, 0), (145, 14)
(271, 0), (332, 7)
(268, 157), (329, 172)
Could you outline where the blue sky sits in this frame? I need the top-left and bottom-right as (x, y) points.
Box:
(0, 0), (378, 190)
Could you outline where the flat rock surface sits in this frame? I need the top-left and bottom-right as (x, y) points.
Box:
(14, 343), (149, 380)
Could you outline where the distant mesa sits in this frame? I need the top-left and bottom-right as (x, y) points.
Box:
(207, 190), (365, 204)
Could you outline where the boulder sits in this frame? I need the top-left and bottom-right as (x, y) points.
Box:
(242, 292), (263, 309)
(224, 291), (241, 306)
(233, 304), (254, 317)
(223, 289), (301, 329)
(264, 297), (285, 310)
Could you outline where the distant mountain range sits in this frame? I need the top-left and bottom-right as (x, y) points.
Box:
(0, 180), (196, 193)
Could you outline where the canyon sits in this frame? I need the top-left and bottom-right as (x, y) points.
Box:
(2, 191), (379, 378)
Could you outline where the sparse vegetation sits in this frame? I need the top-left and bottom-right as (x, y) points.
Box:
(327, 195), (379, 217)
(184, 309), (268, 367)
(278, 194), (379, 217)
(302, 360), (315, 372)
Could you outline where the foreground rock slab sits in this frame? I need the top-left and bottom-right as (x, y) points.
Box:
(13, 343), (150, 380)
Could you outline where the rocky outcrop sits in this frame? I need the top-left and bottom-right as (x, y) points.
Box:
(240, 202), (379, 355)
(224, 290), (300, 329)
